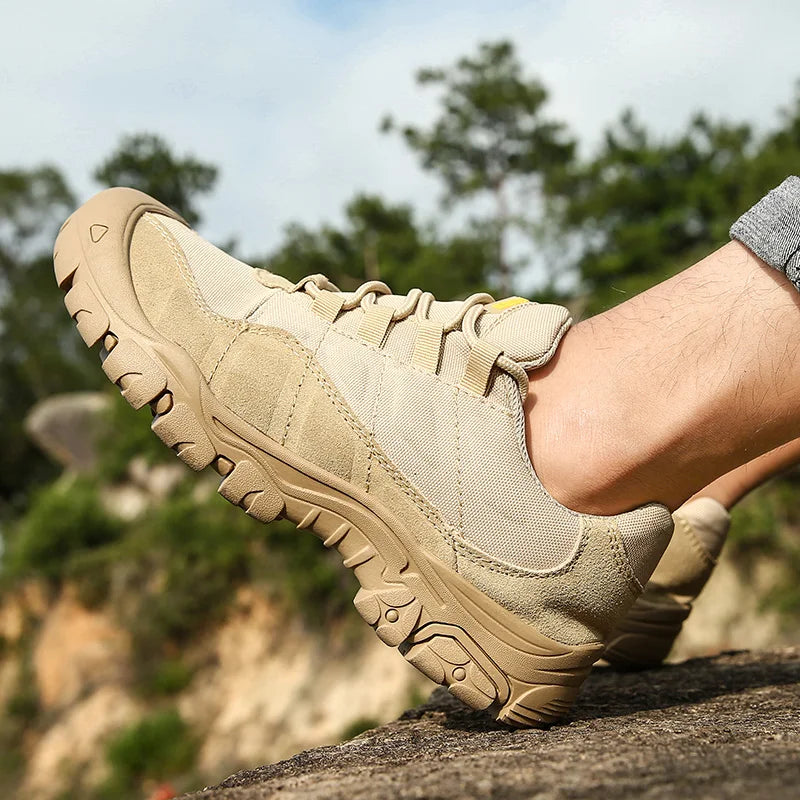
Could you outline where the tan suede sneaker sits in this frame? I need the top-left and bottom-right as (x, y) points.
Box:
(54, 188), (673, 725)
(604, 497), (730, 669)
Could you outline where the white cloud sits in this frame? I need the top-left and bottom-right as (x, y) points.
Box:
(2, 0), (799, 266)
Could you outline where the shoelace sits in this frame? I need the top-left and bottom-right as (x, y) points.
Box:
(290, 274), (530, 398)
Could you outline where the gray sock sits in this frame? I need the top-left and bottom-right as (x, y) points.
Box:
(730, 176), (800, 290)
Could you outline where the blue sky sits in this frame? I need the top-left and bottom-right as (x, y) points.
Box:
(299, 0), (384, 28)
(3, 0), (800, 283)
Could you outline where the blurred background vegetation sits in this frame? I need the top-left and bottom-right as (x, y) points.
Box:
(2, 38), (800, 800)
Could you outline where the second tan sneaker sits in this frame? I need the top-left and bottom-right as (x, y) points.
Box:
(54, 188), (673, 725)
(604, 497), (730, 669)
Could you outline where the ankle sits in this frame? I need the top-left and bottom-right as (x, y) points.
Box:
(525, 327), (621, 514)
(524, 323), (682, 515)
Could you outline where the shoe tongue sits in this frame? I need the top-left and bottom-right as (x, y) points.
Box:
(479, 297), (572, 369)
(253, 267), (295, 292)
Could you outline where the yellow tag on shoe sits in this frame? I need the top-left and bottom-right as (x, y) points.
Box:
(487, 296), (529, 313)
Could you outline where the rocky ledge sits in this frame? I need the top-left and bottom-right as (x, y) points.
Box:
(185, 648), (800, 800)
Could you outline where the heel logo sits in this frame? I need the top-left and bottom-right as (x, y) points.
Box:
(89, 224), (109, 243)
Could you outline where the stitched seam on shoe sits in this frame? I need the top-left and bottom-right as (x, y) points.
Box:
(481, 301), (530, 336)
(282, 327), (329, 447)
(246, 288), (278, 321)
(365, 359), (387, 493)
(145, 215), (240, 331)
(523, 314), (572, 369)
(450, 524), (592, 579)
(607, 526), (644, 593)
(236, 324), (597, 576)
(208, 328), (243, 383)
(676, 514), (717, 566)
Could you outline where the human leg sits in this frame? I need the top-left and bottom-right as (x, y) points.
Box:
(606, 437), (800, 668)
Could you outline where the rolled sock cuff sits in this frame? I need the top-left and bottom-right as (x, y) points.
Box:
(730, 176), (800, 290)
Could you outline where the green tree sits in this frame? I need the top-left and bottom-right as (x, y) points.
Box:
(382, 40), (574, 294)
(266, 193), (494, 299)
(94, 133), (217, 225)
(0, 166), (73, 251)
(548, 86), (800, 314)
(0, 136), (221, 513)
(0, 166), (95, 509)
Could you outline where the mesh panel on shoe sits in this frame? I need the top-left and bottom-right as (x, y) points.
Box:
(156, 215), (272, 320)
(456, 392), (584, 570)
(316, 321), (579, 570)
(248, 290), (329, 353)
(382, 319), (418, 366)
(372, 364), (462, 527)
(316, 329), (385, 424)
(314, 318), (569, 568)
(617, 504), (674, 586)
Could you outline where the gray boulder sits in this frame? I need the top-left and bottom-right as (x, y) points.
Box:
(185, 648), (800, 800)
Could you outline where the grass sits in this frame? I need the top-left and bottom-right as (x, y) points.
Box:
(339, 716), (380, 740)
(1, 466), (357, 662)
(144, 659), (196, 697)
(97, 709), (198, 799)
(6, 475), (123, 579)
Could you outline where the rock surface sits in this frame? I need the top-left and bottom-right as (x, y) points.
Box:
(185, 648), (800, 800)
(24, 392), (109, 472)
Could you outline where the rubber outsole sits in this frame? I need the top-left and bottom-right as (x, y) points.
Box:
(53, 189), (604, 726)
(603, 597), (690, 669)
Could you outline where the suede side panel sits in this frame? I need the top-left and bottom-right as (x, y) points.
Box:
(456, 518), (641, 645)
(648, 517), (716, 599)
(129, 215), (239, 379)
(207, 329), (297, 439)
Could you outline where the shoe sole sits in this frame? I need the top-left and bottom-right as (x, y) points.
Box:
(604, 597), (689, 669)
(53, 188), (603, 726)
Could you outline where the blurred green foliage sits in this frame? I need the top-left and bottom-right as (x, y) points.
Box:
(97, 390), (177, 483)
(94, 133), (217, 227)
(0, 636), (39, 795)
(98, 709), (197, 799)
(729, 477), (800, 617)
(548, 90), (800, 314)
(5, 474), (356, 693)
(144, 659), (196, 697)
(339, 716), (380, 741)
(266, 194), (494, 298)
(0, 168), (97, 509)
(383, 40), (574, 294)
(5, 477), (123, 579)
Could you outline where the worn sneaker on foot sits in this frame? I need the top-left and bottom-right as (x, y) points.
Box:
(54, 188), (673, 725)
(604, 497), (730, 669)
